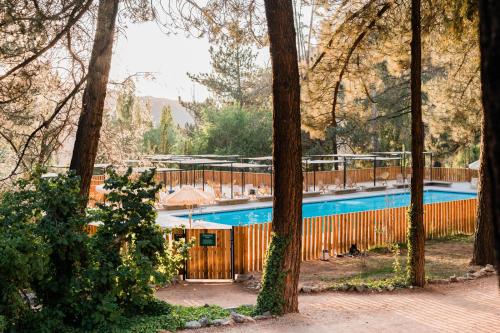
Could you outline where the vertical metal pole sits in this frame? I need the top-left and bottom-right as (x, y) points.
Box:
(430, 152), (433, 181)
(230, 227), (235, 280)
(343, 157), (347, 189)
(305, 160), (308, 192)
(373, 156), (377, 186)
(202, 164), (205, 190)
(313, 164), (316, 191)
(219, 168), (223, 195)
(270, 164), (273, 195)
(403, 151), (407, 183)
(230, 163), (234, 199)
(192, 165), (195, 187)
(169, 170), (173, 191)
(241, 169), (245, 195)
(180, 169), (183, 188)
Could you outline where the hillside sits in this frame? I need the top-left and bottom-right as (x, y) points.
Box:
(137, 96), (194, 127)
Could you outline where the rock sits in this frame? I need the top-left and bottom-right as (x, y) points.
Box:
(429, 279), (450, 285)
(184, 320), (202, 329)
(253, 311), (272, 320)
(211, 318), (230, 326)
(231, 312), (256, 324)
(355, 285), (367, 292)
(386, 285), (395, 291)
(449, 275), (458, 283)
(198, 317), (210, 327)
(377, 288), (383, 293)
(484, 264), (496, 273)
(301, 285), (319, 293)
(235, 274), (254, 282)
(472, 270), (487, 278)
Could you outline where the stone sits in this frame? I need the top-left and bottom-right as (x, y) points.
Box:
(253, 311), (272, 320)
(184, 320), (202, 329)
(484, 264), (496, 273)
(472, 270), (487, 278)
(235, 274), (254, 282)
(355, 285), (367, 292)
(198, 317), (210, 327)
(337, 284), (349, 291)
(231, 312), (256, 324)
(211, 318), (231, 326)
(386, 285), (395, 291)
(449, 275), (458, 283)
(302, 285), (319, 293)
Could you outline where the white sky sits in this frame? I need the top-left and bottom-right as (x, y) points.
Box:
(110, 21), (212, 101)
(110, 21), (270, 102)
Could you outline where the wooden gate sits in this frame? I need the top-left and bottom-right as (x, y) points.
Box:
(185, 228), (232, 279)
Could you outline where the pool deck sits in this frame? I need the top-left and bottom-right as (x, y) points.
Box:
(156, 180), (476, 229)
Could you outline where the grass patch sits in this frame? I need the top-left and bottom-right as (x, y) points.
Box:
(427, 233), (473, 244)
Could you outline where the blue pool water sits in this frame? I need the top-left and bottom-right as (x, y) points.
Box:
(181, 190), (476, 226)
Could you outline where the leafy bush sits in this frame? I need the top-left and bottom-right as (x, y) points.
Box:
(0, 169), (190, 332)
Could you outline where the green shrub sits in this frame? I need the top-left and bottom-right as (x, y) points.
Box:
(0, 169), (190, 332)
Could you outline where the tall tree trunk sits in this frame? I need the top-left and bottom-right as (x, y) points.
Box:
(478, 0), (500, 276)
(407, 0), (425, 287)
(70, 0), (119, 199)
(256, 0), (303, 315)
(472, 115), (495, 265)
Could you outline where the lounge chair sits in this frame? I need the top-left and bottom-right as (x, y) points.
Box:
(318, 180), (328, 193)
(215, 197), (250, 206)
(470, 177), (478, 190)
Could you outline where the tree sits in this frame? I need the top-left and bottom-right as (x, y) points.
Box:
(472, 116), (495, 265)
(191, 106), (272, 156)
(478, 0), (500, 273)
(407, 0), (426, 287)
(159, 106), (177, 154)
(187, 36), (258, 108)
(70, 0), (119, 200)
(255, 0), (303, 315)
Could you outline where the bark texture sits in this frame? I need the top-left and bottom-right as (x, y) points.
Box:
(70, 0), (119, 199)
(256, 0), (303, 315)
(478, 0), (500, 278)
(407, 0), (426, 287)
(472, 115), (495, 266)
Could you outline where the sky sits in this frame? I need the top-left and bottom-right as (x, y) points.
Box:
(109, 20), (272, 102)
(109, 21), (212, 101)
(109, 19), (272, 102)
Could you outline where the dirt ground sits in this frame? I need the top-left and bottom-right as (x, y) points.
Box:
(156, 277), (500, 332)
(259, 235), (476, 289)
(155, 236), (500, 332)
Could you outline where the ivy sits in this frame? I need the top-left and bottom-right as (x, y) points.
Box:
(254, 233), (289, 316)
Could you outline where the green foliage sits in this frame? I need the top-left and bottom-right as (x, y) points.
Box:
(192, 106), (272, 156)
(187, 35), (261, 107)
(0, 169), (189, 332)
(255, 234), (288, 316)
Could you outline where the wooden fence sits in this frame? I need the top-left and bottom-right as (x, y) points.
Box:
(84, 198), (477, 278)
(89, 166), (478, 200)
(232, 198), (477, 274)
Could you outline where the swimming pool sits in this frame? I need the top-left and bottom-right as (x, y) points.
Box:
(181, 190), (476, 226)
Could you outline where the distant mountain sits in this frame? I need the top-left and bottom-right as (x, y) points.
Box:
(137, 96), (194, 128)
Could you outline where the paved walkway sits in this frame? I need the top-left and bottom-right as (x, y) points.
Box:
(157, 277), (500, 332)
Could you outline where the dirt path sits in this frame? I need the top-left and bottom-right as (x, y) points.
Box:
(157, 277), (500, 332)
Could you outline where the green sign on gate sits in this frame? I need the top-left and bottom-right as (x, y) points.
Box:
(199, 233), (216, 246)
